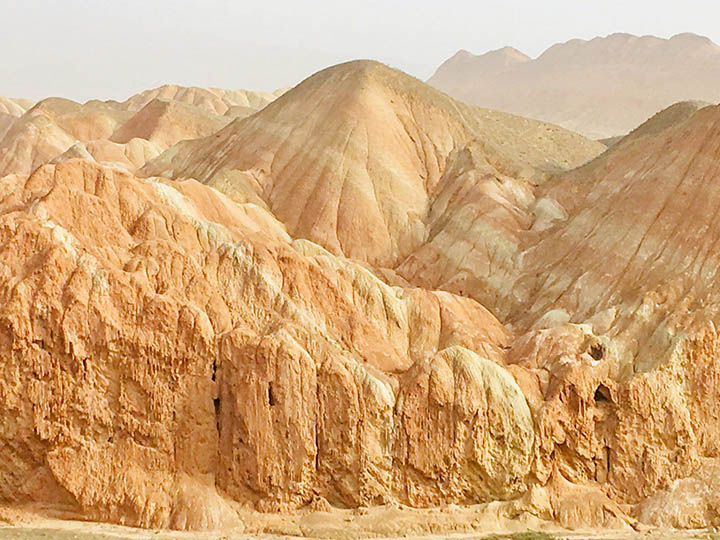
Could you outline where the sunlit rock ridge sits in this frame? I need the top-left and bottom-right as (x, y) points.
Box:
(0, 58), (719, 533)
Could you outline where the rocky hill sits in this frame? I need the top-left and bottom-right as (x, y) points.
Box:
(143, 60), (603, 269)
(0, 85), (283, 179)
(1, 60), (720, 534)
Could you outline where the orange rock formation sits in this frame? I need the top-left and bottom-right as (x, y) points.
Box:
(1, 59), (720, 533)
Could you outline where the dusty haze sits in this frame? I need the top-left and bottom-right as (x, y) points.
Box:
(428, 32), (720, 138)
(3, 0), (720, 101)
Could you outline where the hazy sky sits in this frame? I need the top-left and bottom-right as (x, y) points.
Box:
(3, 0), (720, 102)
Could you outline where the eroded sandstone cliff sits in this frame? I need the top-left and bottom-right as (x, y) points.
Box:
(0, 159), (525, 529)
(1, 60), (720, 533)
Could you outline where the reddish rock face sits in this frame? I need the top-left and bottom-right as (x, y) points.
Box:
(0, 159), (514, 528)
(142, 60), (604, 269)
(2, 59), (720, 532)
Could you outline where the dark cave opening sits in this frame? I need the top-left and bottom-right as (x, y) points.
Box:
(594, 383), (611, 403)
(589, 343), (605, 361)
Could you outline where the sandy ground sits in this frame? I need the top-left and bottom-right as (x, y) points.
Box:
(1, 525), (716, 540)
(1, 503), (719, 540)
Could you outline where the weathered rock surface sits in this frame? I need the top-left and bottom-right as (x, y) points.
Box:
(0, 159), (521, 529)
(0, 111), (77, 178)
(0, 86), (279, 179)
(119, 85), (281, 115)
(51, 138), (163, 172)
(500, 103), (720, 528)
(26, 98), (133, 142)
(110, 99), (232, 149)
(429, 33), (720, 138)
(2, 59), (720, 534)
(0, 95), (29, 118)
(0, 97), (31, 143)
(143, 60), (604, 269)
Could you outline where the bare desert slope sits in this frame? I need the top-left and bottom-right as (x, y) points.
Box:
(119, 84), (282, 115)
(2, 59), (720, 536)
(429, 33), (720, 138)
(0, 85), (283, 179)
(143, 60), (604, 268)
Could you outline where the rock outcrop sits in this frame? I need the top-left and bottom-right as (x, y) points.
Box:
(111, 99), (231, 149)
(3, 59), (720, 534)
(0, 111), (76, 178)
(119, 84), (280, 115)
(0, 85), (280, 179)
(143, 60), (604, 269)
(0, 95), (29, 118)
(0, 159), (521, 529)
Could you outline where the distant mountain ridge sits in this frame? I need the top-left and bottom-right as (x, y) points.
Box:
(429, 32), (720, 138)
